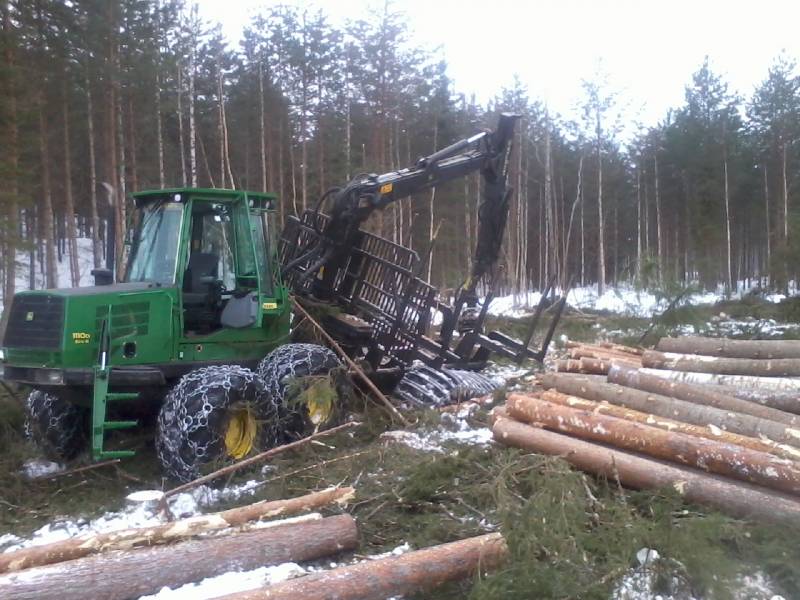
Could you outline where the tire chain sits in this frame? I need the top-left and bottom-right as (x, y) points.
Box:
(257, 343), (341, 441)
(394, 365), (498, 407)
(24, 389), (86, 460)
(156, 365), (279, 483)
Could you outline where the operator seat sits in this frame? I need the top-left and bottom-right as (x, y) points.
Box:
(183, 252), (221, 332)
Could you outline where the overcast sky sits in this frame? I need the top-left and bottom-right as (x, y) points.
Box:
(197, 0), (800, 131)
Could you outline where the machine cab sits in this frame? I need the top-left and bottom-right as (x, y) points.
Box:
(127, 189), (280, 338)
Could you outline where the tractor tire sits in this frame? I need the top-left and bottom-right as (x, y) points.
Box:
(257, 343), (343, 441)
(394, 365), (498, 407)
(24, 389), (86, 461)
(156, 365), (279, 483)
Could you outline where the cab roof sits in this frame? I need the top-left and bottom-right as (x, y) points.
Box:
(132, 188), (277, 207)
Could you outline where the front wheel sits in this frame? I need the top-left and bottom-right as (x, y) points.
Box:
(24, 389), (87, 460)
(155, 365), (279, 483)
(257, 343), (344, 441)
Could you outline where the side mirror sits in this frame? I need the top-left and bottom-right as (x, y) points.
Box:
(92, 268), (114, 286)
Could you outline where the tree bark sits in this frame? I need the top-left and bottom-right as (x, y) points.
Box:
(640, 367), (800, 393)
(643, 349), (800, 377)
(608, 364), (799, 426)
(492, 415), (800, 526)
(221, 533), (508, 600)
(656, 336), (800, 359)
(540, 372), (800, 447)
(38, 101), (57, 289)
(62, 80), (80, 288)
(0, 487), (354, 574)
(2, 3), (18, 318)
(0, 515), (358, 600)
(537, 390), (800, 461)
(506, 395), (800, 494)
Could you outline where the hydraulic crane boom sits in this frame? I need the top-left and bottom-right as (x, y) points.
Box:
(279, 112), (566, 373)
(284, 113), (520, 302)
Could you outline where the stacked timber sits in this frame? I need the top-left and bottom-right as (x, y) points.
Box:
(556, 341), (643, 374)
(495, 336), (800, 526)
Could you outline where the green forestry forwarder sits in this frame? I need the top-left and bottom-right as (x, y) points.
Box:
(0, 114), (565, 482)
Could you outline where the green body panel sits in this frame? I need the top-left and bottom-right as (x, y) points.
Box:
(0, 188), (292, 461)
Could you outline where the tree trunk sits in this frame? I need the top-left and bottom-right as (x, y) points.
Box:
(188, 14), (197, 187)
(259, 61), (267, 192)
(222, 533), (508, 600)
(642, 349), (800, 377)
(656, 336), (800, 359)
(540, 372), (800, 447)
(723, 150), (733, 290)
(506, 395), (800, 494)
(177, 64), (187, 187)
(608, 364), (799, 426)
(62, 81), (80, 288)
(85, 69), (102, 268)
(0, 487), (354, 574)
(596, 111), (605, 294)
(537, 390), (800, 461)
(2, 3), (18, 316)
(38, 101), (57, 289)
(654, 152), (662, 281)
(640, 367), (800, 393)
(0, 515), (357, 600)
(492, 415), (800, 526)
(764, 163), (770, 281)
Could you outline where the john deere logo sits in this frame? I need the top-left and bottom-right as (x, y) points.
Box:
(72, 332), (91, 344)
(25, 311), (34, 321)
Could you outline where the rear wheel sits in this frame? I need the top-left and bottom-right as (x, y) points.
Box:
(155, 365), (279, 483)
(24, 389), (86, 460)
(257, 343), (343, 441)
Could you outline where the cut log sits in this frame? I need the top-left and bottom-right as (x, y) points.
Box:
(218, 533), (508, 600)
(640, 368), (800, 393)
(492, 416), (800, 526)
(642, 350), (800, 377)
(0, 514), (358, 600)
(598, 341), (644, 355)
(710, 384), (800, 415)
(607, 365), (800, 426)
(538, 390), (800, 461)
(568, 347), (642, 365)
(506, 395), (800, 494)
(0, 486), (354, 574)
(657, 336), (800, 359)
(556, 357), (619, 375)
(540, 373), (800, 447)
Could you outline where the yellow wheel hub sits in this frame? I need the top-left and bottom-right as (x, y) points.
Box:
(224, 406), (257, 459)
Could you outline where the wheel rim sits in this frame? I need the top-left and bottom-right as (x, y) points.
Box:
(224, 406), (257, 459)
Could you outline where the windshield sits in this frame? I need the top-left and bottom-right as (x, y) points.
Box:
(126, 201), (184, 284)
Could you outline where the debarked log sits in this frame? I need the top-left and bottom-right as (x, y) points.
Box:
(0, 486), (355, 575)
(607, 364), (799, 426)
(657, 336), (800, 360)
(642, 350), (800, 377)
(538, 390), (800, 461)
(492, 416), (800, 526)
(540, 372), (800, 448)
(217, 533), (508, 600)
(639, 367), (800, 393)
(506, 394), (800, 494)
(0, 514), (358, 600)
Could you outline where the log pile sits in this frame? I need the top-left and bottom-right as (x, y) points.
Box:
(556, 341), (643, 374)
(493, 336), (800, 525)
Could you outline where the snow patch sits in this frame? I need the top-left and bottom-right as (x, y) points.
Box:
(139, 562), (307, 600)
(20, 459), (64, 479)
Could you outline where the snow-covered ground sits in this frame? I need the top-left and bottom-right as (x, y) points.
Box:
(486, 281), (790, 320)
(0, 237), (97, 314)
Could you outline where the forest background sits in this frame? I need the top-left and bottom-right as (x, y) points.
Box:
(3, 0), (800, 318)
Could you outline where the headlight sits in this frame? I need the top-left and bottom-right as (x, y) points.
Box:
(0, 348), (4, 360)
(38, 369), (64, 385)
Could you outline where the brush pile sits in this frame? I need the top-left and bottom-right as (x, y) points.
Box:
(495, 335), (800, 526)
